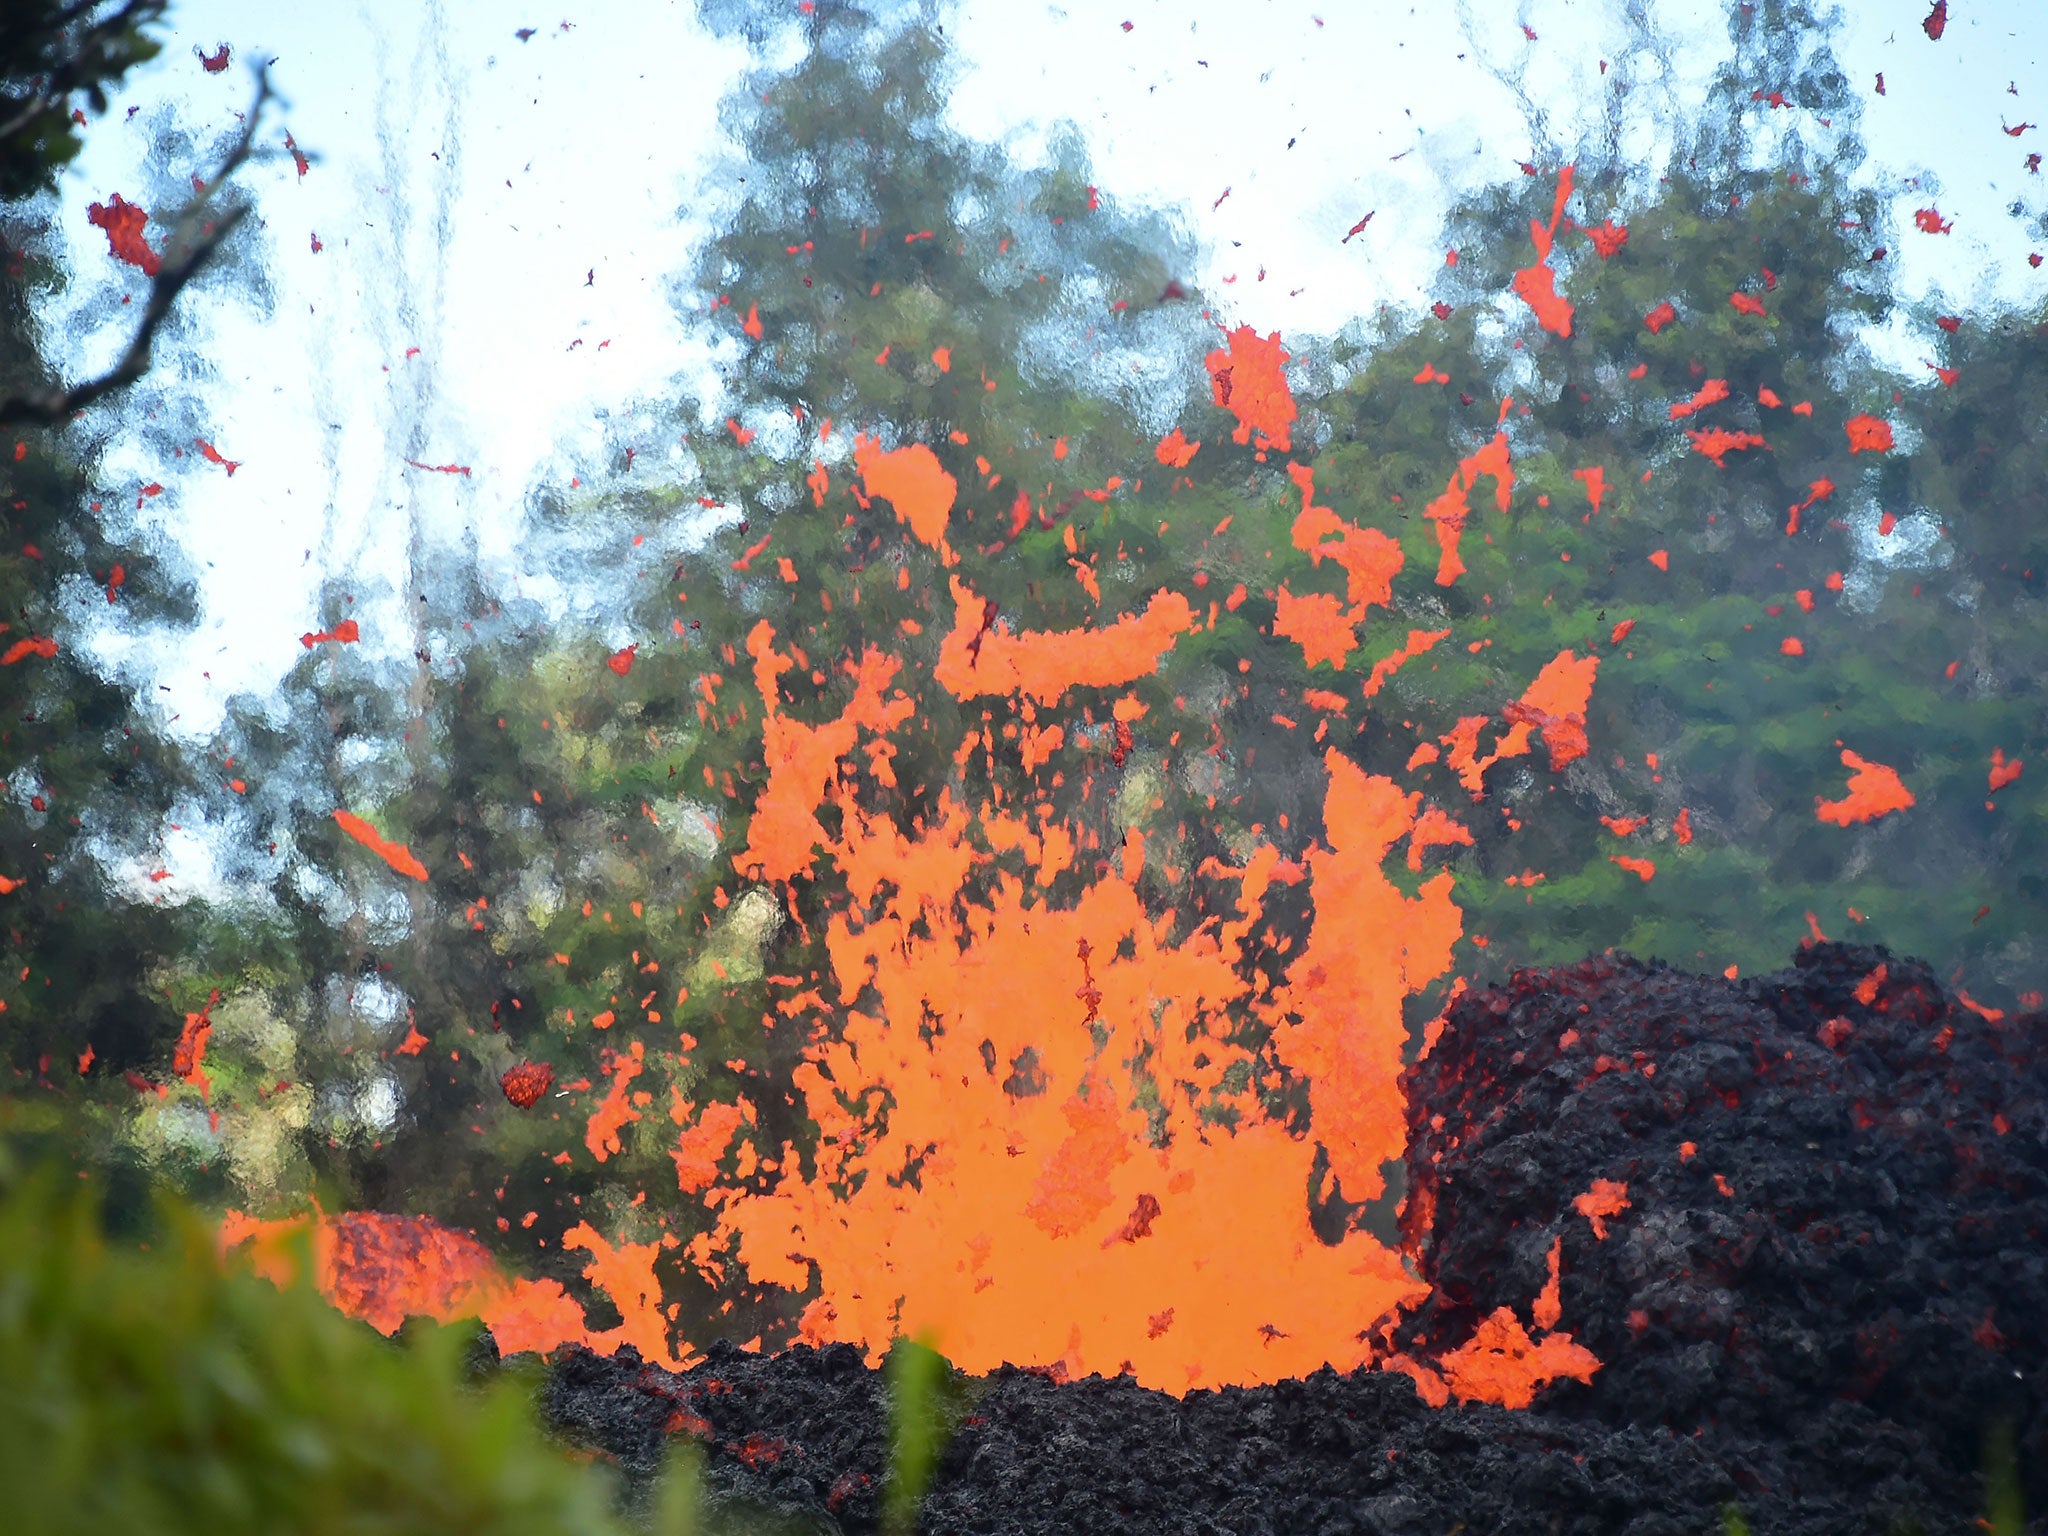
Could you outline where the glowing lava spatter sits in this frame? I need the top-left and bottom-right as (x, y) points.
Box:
(1511, 167), (1576, 336)
(212, 173), (1845, 1417)
(1205, 325), (1297, 454)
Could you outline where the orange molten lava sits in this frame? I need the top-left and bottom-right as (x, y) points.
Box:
(1815, 748), (1916, 825)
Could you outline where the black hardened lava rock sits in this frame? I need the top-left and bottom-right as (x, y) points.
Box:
(536, 944), (2047, 1534)
(545, 1338), (1748, 1536)
(1397, 941), (2048, 1513)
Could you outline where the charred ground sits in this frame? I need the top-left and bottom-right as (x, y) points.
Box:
(536, 943), (2046, 1535)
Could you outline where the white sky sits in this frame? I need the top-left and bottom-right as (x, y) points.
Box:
(37, 0), (2048, 744)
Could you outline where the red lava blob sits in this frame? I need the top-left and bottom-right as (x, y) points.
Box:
(1784, 479), (1834, 537)
(1154, 428), (1200, 467)
(1275, 588), (1361, 670)
(1572, 1178), (1631, 1238)
(854, 434), (957, 548)
(196, 438), (241, 475)
(502, 1060), (555, 1108)
(1502, 651), (1600, 771)
(1436, 1307), (1600, 1409)
(87, 194), (161, 275)
(1815, 749), (1915, 826)
(1511, 166), (1576, 337)
(934, 579), (1195, 704)
(1583, 219), (1629, 258)
(1423, 416), (1513, 587)
(300, 619), (360, 648)
(1845, 414), (1894, 454)
(0, 635), (58, 666)
(1668, 379), (1729, 420)
(1685, 428), (1767, 467)
(1205, 326), (1297, 453)
(332, 809), (429, 882)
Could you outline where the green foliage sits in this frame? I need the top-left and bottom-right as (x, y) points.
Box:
(0, 0), (203, 1087)
(0, 1106), (679, 1536)
(0, 0), (165, 199)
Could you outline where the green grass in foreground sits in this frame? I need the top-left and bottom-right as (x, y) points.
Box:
(0, 1121), (703, 1535)
(0, 1102), (963, 1536)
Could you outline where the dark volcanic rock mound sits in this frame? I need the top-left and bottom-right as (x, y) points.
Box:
(537, 945), (2047, 1534)
(1396, 941), (2047, 1503)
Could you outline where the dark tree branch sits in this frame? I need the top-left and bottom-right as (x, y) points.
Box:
(0, 66), (271, 429)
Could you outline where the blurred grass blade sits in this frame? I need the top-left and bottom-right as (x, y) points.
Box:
(1985, 1421), (2024, 1536)
(882, 1334), (951, 1536)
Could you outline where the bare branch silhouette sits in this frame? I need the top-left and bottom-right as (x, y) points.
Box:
(0, 66), (272, 428)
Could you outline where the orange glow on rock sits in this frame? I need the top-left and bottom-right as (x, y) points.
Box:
(1573, 1178), (1630, 1238)
(1532, 1238), (1564, 1331)
(221, 1209), (609, 1363)
(1437, 1306), (1600, 1408)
